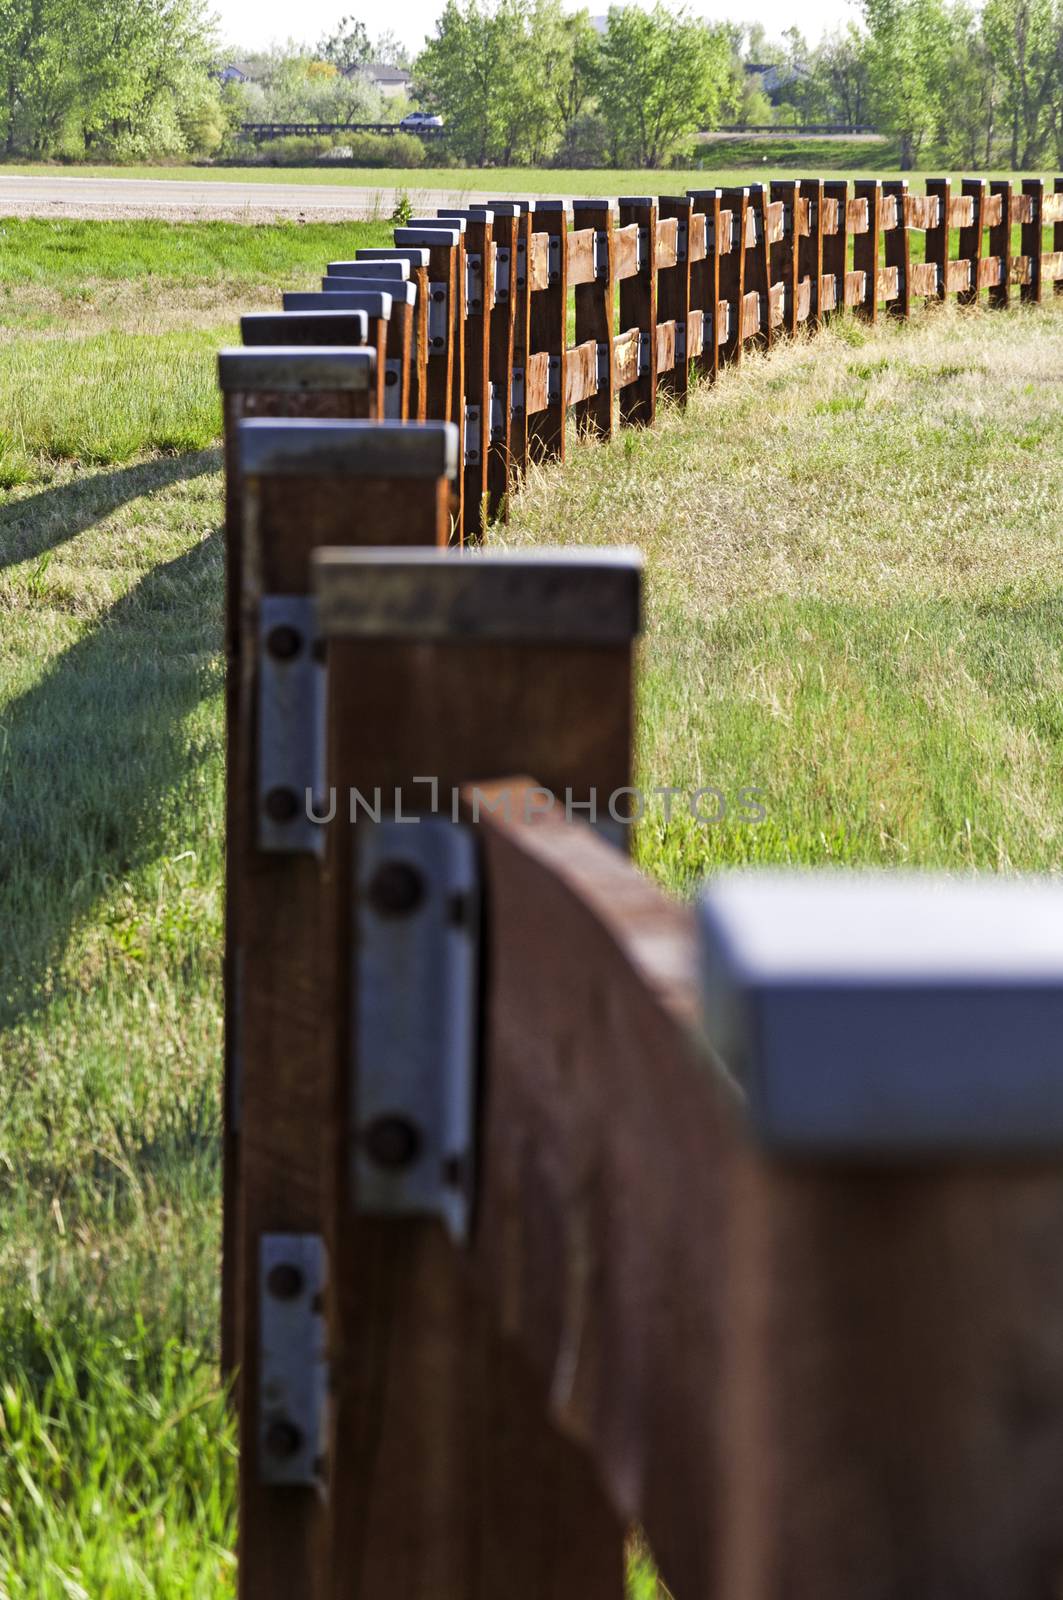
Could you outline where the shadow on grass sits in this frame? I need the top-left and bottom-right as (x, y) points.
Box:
(0, 451), (218, 571)
(0, 520), (223, 1030)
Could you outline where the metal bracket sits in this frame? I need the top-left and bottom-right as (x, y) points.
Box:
(259, 1234), (328, 1489)
(511, 365), (525, 416)
(465, 252), (484, 315)
(593, 229), (610, 280)
(676, 217), (688, 263)
(493, 246), (510, 305)
(637, 332), (651, 377)
(547, 354), (562, 404)
(636, 225), (649, 271)
(258, 595), (326, 856)
(675, 321), (687, 363)
(353, 819), (480, 1242)
(548, 233), (561, 286)
(596, 340), (611, 386)
(515, 236), (527, 291)
(383, 357), (402, 420)
(489, 383), (504, 439)
(428, 280), (448, 353)
(464, 403), (481, 467)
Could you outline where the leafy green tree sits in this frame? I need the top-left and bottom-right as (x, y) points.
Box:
(591, 4), (732, 166)
(861, 0), (954, 167)
(318, 15), (371, 73)
(807, 27), (872, 128)
(982, 0), (1058, 164)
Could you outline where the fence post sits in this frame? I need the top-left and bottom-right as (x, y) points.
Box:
(217, 349), (378, 1380)
(988, 179), (1012, 310)
(572, 198), (615, 438)
(657, 194), (693, 402)
(480, 201), (519, 520)
(312, 546), (640, 1599)
(352, 247), (432, 420)
(821, 179), (848, 321)
(688, 188), (721, 380)
(322, 266), (419, 421)
(925, 178), (951, 302)
(744, 183), (771, 350)
(528, 200), (569, 463)
(616, 197), (657, 426)
(959, 177), (986, 307)
(799, 177), (824, 330)
(492, 200), (533, 489)
(769, 180), (800, 339)
(440, 208), (494, 541)
(1021, 177), (1045, 305)
(718, 187), (748, 367)
(882, 178), (911, 319)
(853, 179), (882, 321)
(241, 310), (384, 417)
(228, 417), (455, 1600)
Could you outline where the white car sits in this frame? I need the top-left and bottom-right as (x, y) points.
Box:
(399, 112), (444, 132)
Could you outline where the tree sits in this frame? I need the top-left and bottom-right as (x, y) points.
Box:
(591, 5), (732, 166)
(318, 15), (371, 73)
(982, 0), (1058, 165)
(861, 0), (954, 167)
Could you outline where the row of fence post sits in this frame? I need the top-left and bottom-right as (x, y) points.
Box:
(217, 171), (1063, 1600)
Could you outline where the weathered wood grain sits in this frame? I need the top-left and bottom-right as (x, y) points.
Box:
(618, 197), (657, 426)
(657, 196), (693, 401)
(528, 201), (569, 462)
(573, 199), (614, 440)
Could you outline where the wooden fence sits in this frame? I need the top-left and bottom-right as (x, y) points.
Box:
(219, 173), (1063, 1600)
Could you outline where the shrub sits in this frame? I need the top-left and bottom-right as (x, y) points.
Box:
(340, 131), (426, 168)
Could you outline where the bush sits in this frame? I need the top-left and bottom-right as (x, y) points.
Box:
(341, 131), (426, 167)
(553, 112), (609, 169)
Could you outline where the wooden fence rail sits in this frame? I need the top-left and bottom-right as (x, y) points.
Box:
(219, 171), (1063, 1600)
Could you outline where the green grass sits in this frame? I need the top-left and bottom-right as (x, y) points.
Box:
(6, 155), (1056, 193)
(2, 218), (1063, 1592)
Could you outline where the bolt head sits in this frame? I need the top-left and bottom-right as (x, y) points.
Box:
(363, 1114), (422, 1170)
(368, 859), (424, 916)
(264, 786), (299, 824)
(266, 624), (302, 660)
(266, 1262), (304, 1300)
(265, 1420), (303, 1460)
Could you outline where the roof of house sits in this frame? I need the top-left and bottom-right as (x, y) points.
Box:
(347, 61), (413, 83)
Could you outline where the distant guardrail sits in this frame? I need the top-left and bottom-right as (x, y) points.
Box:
(239, 121), (446, 142)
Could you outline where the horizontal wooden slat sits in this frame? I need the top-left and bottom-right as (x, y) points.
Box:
(687, 307), (704, 359)
(844, 269), (866, 307)
(567, 227), (597, 288)
(795, 275), (812, 323)
(613, 325), (640, 388)
(1044, 249), (1063, 280)
(1011, 194), (1035, 224)
(983, 193), (1003, 228)
(613, 223), (640, 282)
(766, 200), (785, 245)
(768, 280), (786, 328)
(876, 264), (899, 301)
(716, 299), (731, 344)
(978, 256), (1003, 288)
(1011, 255), (1033, 285)
(910, 261), (939, 296)
(821, 196), (840, 236)
(655, 216), (678, 270)
(1043, 193), (1063, 224)
(565, 338), (598, 407)
(688, 212), (707, 263)
(656, 318), (676, 374)
(945, 258), (972, 293)
(717, 209), (734, 256)
(881, 193), (899, 230)
(847, 197), (869, 234)
(744, 206), (757, 248)
(908, 193), (940, 230)
(741, 288), (761, 340)
(529, 232), (550, 293)
(949, 195), (974, 227)
(796, 197), (810, 237)
(525, 349), (550, 414)
(819, 273), (838, 313)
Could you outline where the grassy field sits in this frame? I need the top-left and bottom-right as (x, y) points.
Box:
(8, 145), (1060, 196)
(1, 215), (1062, 1594)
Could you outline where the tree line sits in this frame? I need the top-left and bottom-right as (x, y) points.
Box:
(1, 0), (1062, 168)
(415, 0), (1063, 170)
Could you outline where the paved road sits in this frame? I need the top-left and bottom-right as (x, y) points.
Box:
(0, 173), (551, 222)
